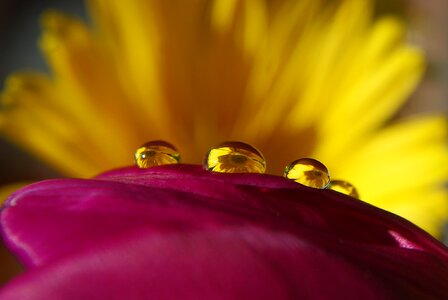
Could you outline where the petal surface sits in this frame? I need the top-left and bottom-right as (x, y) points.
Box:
(0, 165), (447, 299)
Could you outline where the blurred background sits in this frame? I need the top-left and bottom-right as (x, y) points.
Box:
(0, 0), (446, 186)
(0, 0), (86, 186)
(0, 0), (447, 285)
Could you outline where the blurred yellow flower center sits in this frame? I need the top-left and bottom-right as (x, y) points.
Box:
(134, 140), (180, 168)
(284, 158), (330, 189)
(204, 141), (266, 174)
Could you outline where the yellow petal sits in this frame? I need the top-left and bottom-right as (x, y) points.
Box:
(386, 188), (448, 238)
(317, 47), (425, 161)
(330, 116), (448, 234)
(0, 73), (101, 176)
(211, 0), (238, 33)
(40, 12), (144, 165)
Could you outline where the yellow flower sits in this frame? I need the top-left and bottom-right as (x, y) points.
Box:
(0, 0), (446, 236)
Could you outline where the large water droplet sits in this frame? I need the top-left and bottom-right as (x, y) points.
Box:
(204, 141), (266, 173)
(134, 140), (180, 168)
(284, 158), (330, 189)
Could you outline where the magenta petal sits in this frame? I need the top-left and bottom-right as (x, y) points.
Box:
(0, 228), (391, 299)
(1, 164), (448, 299)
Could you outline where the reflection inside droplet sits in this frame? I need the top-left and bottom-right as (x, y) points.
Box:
(134, 140), (180, 168)
(329, 180), (360, 198)
(204, 141), (266, 173)
(284, 158), (330, 189)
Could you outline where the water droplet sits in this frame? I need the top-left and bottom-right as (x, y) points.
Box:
(204, 141), (266, 173)
(329, 180), (359, 198)
(284, 158), (330, 189)
(134, 140), (180, 168)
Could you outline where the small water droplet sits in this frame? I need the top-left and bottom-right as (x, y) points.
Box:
(134, 140), (180, 168)
(204, 141), (266, 173)
(329, 180), (359, 198)
(284, 158), (330, 189)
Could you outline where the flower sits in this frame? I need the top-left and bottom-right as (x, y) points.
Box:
(0, 0), (446, 236)
(0, 165), (447, 299)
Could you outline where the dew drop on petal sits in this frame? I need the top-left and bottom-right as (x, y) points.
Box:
(134, 140), (180, 168)
(329, 180), (360, 198)
(204, 141), (266, 173)
(284, 158), (330, 189)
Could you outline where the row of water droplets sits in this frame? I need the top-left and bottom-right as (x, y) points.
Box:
(134, 140), (359, 198)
